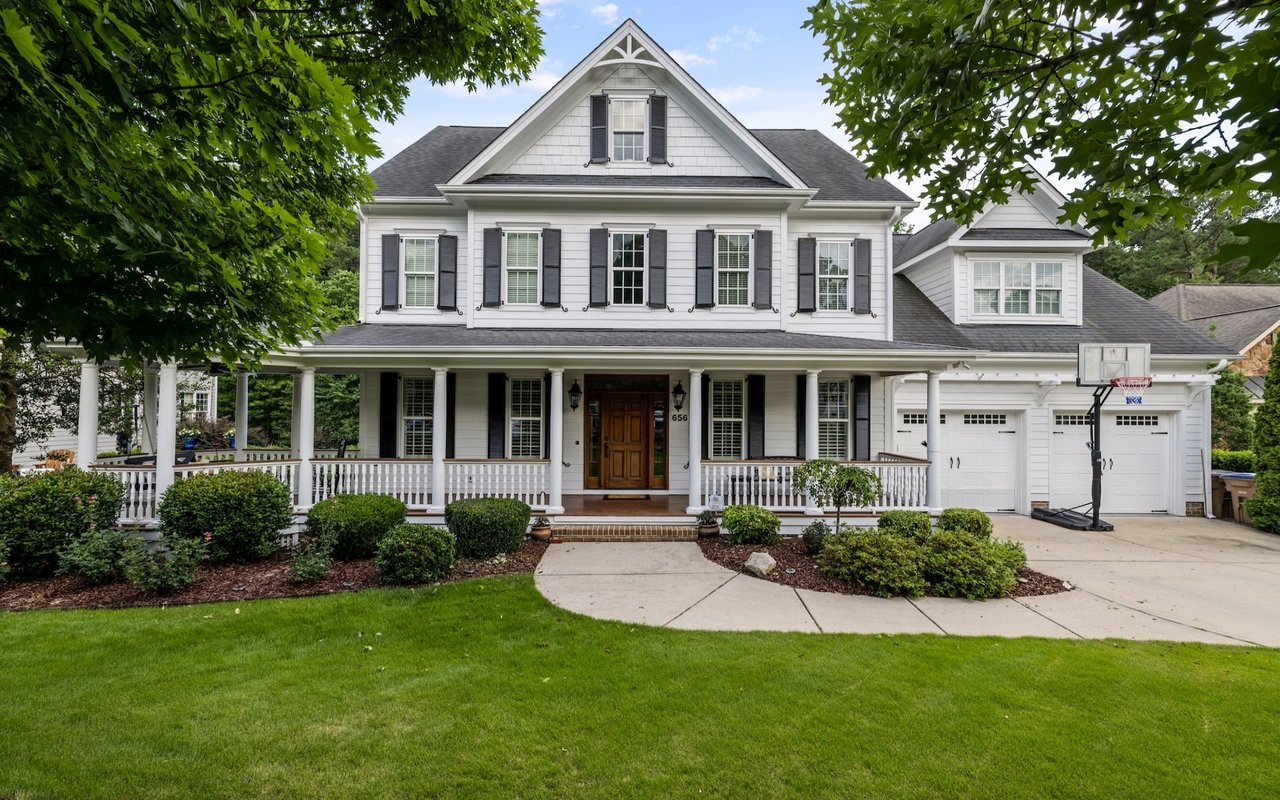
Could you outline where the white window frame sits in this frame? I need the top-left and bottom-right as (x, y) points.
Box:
(817, 380), (850, 461)
(710, 378), (746, 460)
(507, 376), (544, 460)
(609, 230), (646, 306)
(971, 257), (1065, 318)
(401, 376), (434, 459)
(816, 240), (852, 312)
(609, 95), (647, 163)
(502, 230), (541, 307)
(192, 391), (211, 418)
(400, 236), (439, 309)
(715, 232), (753, 308)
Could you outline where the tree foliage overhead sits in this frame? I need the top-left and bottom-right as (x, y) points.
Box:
(807, 1), (1280, 269)
(0, 0), (542, 364)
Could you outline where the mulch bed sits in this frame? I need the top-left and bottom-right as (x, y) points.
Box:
(697, 537), (1069, 599)
(0, 540), (549, 613)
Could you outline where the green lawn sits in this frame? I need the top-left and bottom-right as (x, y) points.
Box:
(1, 578), (1277, 799)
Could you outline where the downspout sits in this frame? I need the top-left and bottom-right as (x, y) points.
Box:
(1202, 358), (1230, 519)
(885, 205), (903, 341)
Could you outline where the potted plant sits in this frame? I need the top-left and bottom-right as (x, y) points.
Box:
(178, 427), (200, 451)
(696, 510), (720, 538)
(530, 515), (553, 542)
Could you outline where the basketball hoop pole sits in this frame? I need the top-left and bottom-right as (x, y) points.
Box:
(1089, 385), (1114, 530)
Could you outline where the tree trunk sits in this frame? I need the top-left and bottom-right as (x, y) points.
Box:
(0, 340), (20, 474)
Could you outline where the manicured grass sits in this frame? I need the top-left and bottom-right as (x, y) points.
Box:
(1, 578), (1277, 799)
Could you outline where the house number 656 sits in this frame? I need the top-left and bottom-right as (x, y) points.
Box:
(671, 413), (689, 422)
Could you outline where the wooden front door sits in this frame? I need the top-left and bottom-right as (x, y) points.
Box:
(603, 394), (648, 489)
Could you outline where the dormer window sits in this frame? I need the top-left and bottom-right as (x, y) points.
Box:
(611, 98), (646, 161)
(972, 259), (1063, 316)
(589, 94), (667, 165)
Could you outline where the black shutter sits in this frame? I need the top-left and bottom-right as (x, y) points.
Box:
(647, 229), (667, 308)
(853, 375), (871, 461)
(487, 373), (506, 458)
(381, 234), (400, 310)
(695, 229), (715, 308)
(378, 372), (398, 458)
(795, 374), (807, 459)
(589, 228), (609, 307)
(446, 372), (457, 459)
(753, 230), (772, 310)
(589, 94), (609, 163)
(541, 229), (561, 307)
(437, 235), (458, 311)
(482, 228), (502, 307)
(747, 375), (765, 459)
(700, 373), (711, 457)
(543, 374), (552, 458)
(853, 238), (872, 314)
(647, 95), (667, 164)
(797, 237), (816, 313)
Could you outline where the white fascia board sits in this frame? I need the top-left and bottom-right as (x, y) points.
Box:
(437, 184), (815, 202)
(804, 200), (921, 211)
(892, 240), (956, 273)
(952, 239), (1094, 252)
(365, 197), (455, 208)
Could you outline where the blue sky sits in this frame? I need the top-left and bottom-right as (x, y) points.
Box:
(370, 1), (934, 226)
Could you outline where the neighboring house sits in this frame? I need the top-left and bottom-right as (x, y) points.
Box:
(68, 20), (1231, 523)
(1150, 283), (1280, 402)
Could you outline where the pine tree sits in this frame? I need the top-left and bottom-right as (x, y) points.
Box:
(1246, 345), (1280, 531)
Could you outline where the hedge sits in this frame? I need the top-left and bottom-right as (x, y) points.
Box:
(722, 504), (782, 545)
(376, 524), (457, 585)
(1212, 449), (1256, 472)
(0, 467), (124, 579)
(157, 470), (292, 563)
(444, 498), (531, 559)
(306, 494), (407, 560)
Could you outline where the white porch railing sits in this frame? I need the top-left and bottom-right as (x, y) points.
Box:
(446, 460), (549, 508)
(94, 465), (161, 524)
(311, 459), (432, 509)
(94, 448), (359, 465)
(700, 458), (930, 513)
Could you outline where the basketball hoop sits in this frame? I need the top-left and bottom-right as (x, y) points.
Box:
(1110, 376), (1152, 405)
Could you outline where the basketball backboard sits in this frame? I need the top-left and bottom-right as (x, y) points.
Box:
(1077, 343), (1150, 387)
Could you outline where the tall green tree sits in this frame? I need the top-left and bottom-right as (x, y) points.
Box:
(1247, 346), (1280, 531)
(1212, 369), (1255, 451)
(807, 1), (1280, 270)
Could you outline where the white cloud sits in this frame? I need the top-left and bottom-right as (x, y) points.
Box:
(707, 26), (764, 53)
(537, 0), (564, 19)
(590, 3), (619, 25)
(436, 63), (562, 98)
(523, 68), (562, 91)
(711, 85), (763, 105)
(670, 49), (716, 67)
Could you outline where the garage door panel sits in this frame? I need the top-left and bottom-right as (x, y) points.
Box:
(897, 411), (1019, 513)
(1051, 412), (1168, 514)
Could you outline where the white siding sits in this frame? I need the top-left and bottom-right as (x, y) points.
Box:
(358, 371), (378, 456)
(971, 192), (1057, 229)
(362, 211), (469, 323)
(901, 249), (955, 321)
(454, 371), (489, 459)
(764, 372), (798, 457)
(785, 214), (892, 339)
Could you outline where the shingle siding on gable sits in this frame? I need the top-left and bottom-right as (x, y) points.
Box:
(971, 193), (1056, 228)
(505, 65), (751, 177)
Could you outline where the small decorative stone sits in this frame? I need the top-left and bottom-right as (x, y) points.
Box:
(341, 581), (354, 588)
(1063, 581), (1074, 591)
(744, 552), (777, 578)
(1017, 577), (1029, 584)
(784, 568), (796, 575)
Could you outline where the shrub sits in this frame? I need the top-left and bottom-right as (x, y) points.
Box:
(290, 544), (333, 584)
(937, 508), (994, 539)
(376, 524), (457, 585)
(58, 529), (132, 585)
(989, 538), (1028, 572)
(121, 536), (205, 593)
(0, 538), (10, 583)
(818, 528), (926, 598)
(1212, 449), (1256, 472)
(306, 494), (407, 560)
(721, 504), (782, 545)
(0, 467), (125, 578)
(877, 510), (932, 542)
(924, 530), (1017, 600)
(158, 470), (292, 563)
(444, 498), (531, 559)
(801, 520), (830, 557)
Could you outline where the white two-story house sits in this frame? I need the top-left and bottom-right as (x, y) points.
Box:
(77, 20), (1231, 525)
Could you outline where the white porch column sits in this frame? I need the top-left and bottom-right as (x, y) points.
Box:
(156, 362), (179, 502)
(297, 368), (316, 508)
(926, 371), (943, 515)
(290, 376), (303, 458)
(141, 367), (158, 453)
(547, 369), (564, 514)
(805, 369), (822, 515)
(234, 372), (249, 461)
(431, 367), (448, 512)
(686, 369), (703, 514)
(76, 360), (100, 466)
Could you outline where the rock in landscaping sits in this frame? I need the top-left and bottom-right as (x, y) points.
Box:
(744, 552), (777, 578)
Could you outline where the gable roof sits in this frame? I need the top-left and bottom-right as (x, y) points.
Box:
(751, 130), (911, 202)
(894, 268), (1234, 356)
(1149, 284), (1280, 352)
(370, 126), (498, 198)
(893, 219), (959, 266)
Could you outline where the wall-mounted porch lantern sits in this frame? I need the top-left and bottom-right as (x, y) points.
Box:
(672, 381), (687, 412)
(567, 379), (583, 411)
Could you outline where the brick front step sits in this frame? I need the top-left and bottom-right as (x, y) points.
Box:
(553, 524), (699, 542)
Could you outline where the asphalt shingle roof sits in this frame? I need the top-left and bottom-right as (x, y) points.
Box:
(370, 126), (500, 198)
(750, 129), (912, 202)
(1148, 284), (1280, 352)
(894, 219), (959, 266)
(959, 228), (1089, 241)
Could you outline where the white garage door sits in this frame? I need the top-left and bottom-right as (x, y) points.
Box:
(1051, 412), (1169, 513)
(895, 411), (1020, 512)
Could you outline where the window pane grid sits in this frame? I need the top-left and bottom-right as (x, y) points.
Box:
(972, 259), (1065, 316)
(612, 99), (645, 161)
(716, 234), (751, 306)
(818, 381), (849, 460)
(711, 380), (744, 459)
(403, 239), (436, 308)
(403, 377), (434, 457)
(510, 378), (543, 459)
(818, 242), (850, 310)
(505, 232), (539, 305)
(612, 233), (645, 305)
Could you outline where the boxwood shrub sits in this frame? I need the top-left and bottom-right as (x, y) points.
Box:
(721, 504), (782, 545)
(376, 524), (457, 585)
(444, 498), (531, 559)
(121, 536), (205, 593)
(306, 494), (407, 560)
(923, 530), (1017, 600)
(58, 528), (132, 585)
(937, 507), (994, 539)
(876, 510), (932, 542)
(801, 520), (830, 556)
(157, 470), (292, 563)
(0, 467), (124, 578)
(817, 528), (926, 598)
(1212, 449), (1256, 472)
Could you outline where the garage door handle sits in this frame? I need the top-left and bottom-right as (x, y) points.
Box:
(1108, 458), (1114, 470)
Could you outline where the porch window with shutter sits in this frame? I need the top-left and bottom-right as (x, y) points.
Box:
(711, 379), (745, 459)
(716, 234), (751, 306)
(818, 380), (849, 460)
(817, 241), (850, 311)
(402, 238), (437, 308)
(509, 378), (543, 458)
(505, 232), (540, 305)
(403, 377), (433, 458)
(611, 232), (645, 305)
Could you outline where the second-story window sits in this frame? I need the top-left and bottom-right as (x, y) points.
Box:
(505, 231), (540, 305)
(817, 242), (850, 311)
(611, 98), (645, 161)
(402, 237), (437, 308)
(611, 232), (645, 305)
(716, 233), (751, 306)
(972, 259), (1064, 316)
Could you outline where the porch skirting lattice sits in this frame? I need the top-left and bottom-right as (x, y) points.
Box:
(553, 524), (699, 542)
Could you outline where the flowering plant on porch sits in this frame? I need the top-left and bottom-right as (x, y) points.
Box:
(793, 460), (883, 529)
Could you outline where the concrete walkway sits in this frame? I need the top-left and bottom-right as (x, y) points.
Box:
(534, 516), (1280, 646)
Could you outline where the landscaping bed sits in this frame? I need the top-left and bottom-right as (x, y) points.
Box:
(698, 536), (1068, 599)
(0, 539), (548, 612)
